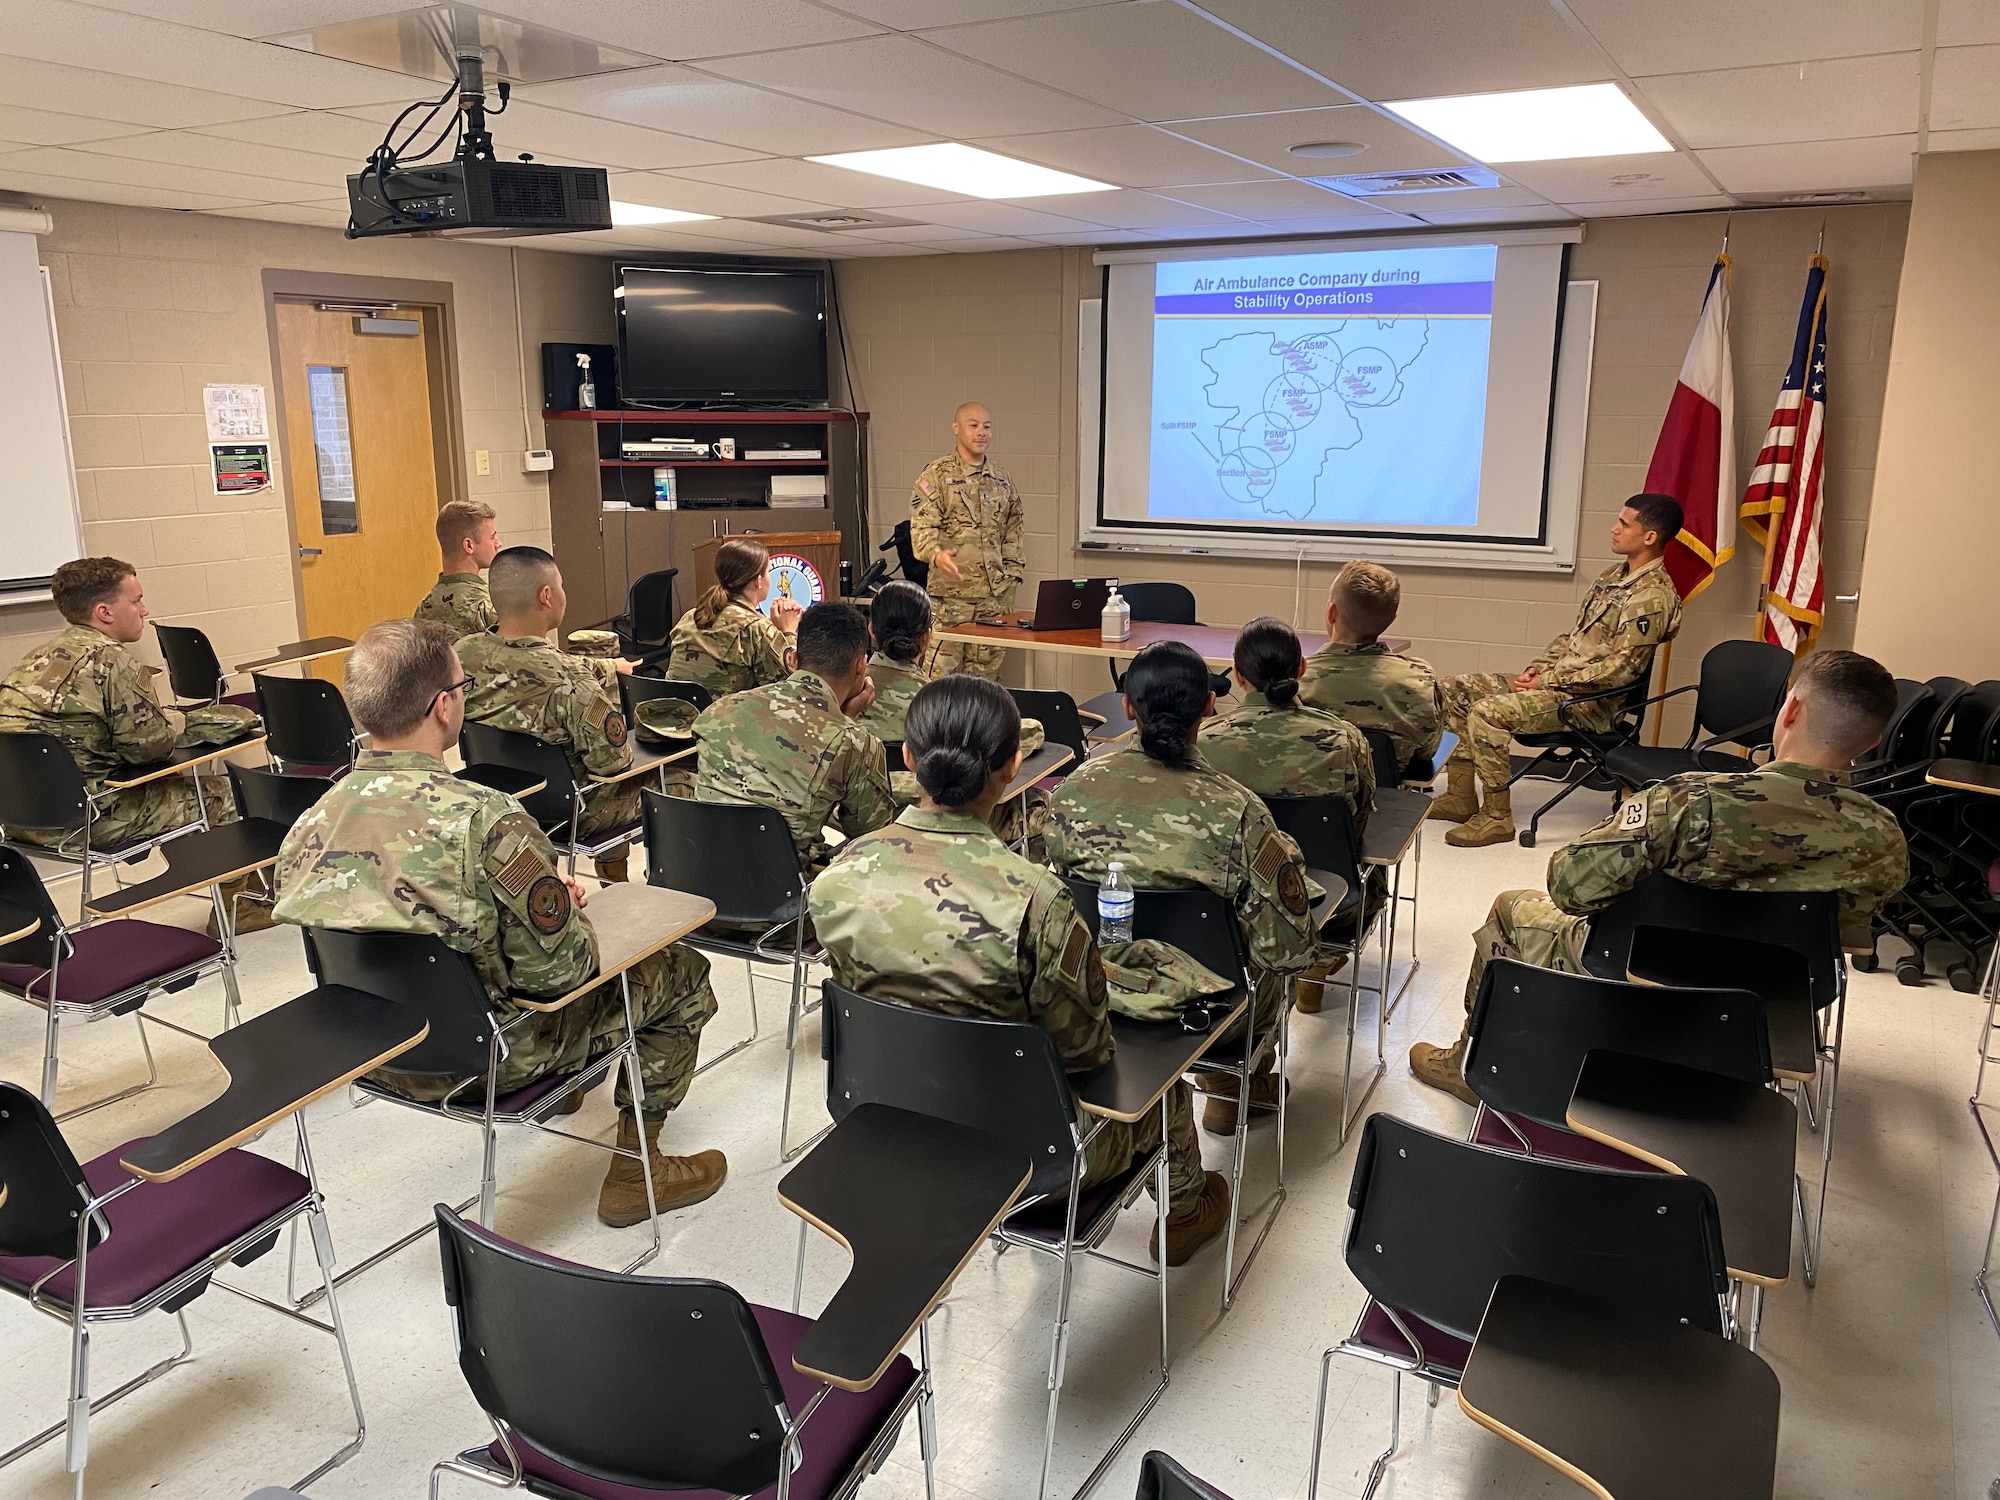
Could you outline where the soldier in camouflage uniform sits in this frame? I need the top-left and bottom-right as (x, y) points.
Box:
(1047, 643), (1316, 1134)
(0, 560), (265, 925)
(810, 674), (1230, 1265)
(414, 499), (501, 639)
(1431, 496), (1685, 848)
(666, 537), (801, 698)
(273, 618), (726, 1225)
(1410, 650), (1910, 1105)
(457, 548), (641, 882)
(910, 402), (1025, 680)
(1299, 560), (1443, 771)
(693, 603), (894, 875)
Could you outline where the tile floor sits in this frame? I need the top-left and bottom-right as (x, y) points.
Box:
(1, 778), (1996, 1500)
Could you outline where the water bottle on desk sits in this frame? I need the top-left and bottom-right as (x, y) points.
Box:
(1101, 582), (1131, 643)
(1098, 861), (1133, 945)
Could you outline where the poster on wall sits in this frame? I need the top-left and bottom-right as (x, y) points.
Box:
(203, 383), (268, 442)
(210, 443), (272, 494)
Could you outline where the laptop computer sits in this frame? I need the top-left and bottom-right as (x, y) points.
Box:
(1015, 578), (1113, 631)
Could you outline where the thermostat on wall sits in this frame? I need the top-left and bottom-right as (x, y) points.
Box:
(523, 449), (555, 472)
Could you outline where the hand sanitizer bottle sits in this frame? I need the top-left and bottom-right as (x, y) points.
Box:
(1101, 581), (1131, 643)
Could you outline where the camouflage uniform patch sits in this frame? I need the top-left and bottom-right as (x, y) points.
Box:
(1299, 641), (1444, 769)
(664, 598), (792, 699)
(414, 572), (497, 640)
(910, 452), (1024, 680)
(811, 806), (1202, 1213)
(274, 749), (716, 1118)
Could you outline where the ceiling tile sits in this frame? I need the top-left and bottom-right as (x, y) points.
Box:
(1696, 134), (1915, 192)
(0, 0), (435, 109)
(470, 99), (766, 170)
(1035, 189), (1248, 229)
(1500, 151), (1717, 202)
(196, 109), (395, 159)
(0, 56), (288, 128)
(522, 65), (930, 155)
(1408, 205), (1577, 226)
(0, 102), (159, 148)
(467, 0), (880, 61)
(917, 2), (1346, 122)
(700, 34), (1123, 136)
(1197, 0), (1609, 99)
(664, 157), (969, 208)
(842, 222), (991, 241)
(1929, 126), (2000, 151)
(1335, 184), (1551, 214)
(70, 3), (408, 34)
(0, 163), (264, 210)
(1565, 194), (1737, 217)
(823, 0), (1121, 27)
(1162, 105), (1468, 179)
(79, 130), (354, 189)
(968, 124), (1278, 187)
(1637, 52), (1919, 148)
(207, 200), (355, 228)
(0, 145), (335, 202)
(605, 170), (831, 218)
(1932, 46), (2000, 131)
(1212, 210), (1408, 234)
(1150, 177), (1378, 217)
(1566, 0), (1924, 76)
(904, 199), (1103, 234)
(1023, 228), (1156, 244)
(1939, 0), (2000, 46)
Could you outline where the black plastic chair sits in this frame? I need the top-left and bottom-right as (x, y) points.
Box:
(1853, 678), (1935, 780)
(430, 1206), (934, 1500)
(1101, 583), (1230, 698)
(619, 671), (712, 727)
(1364, 728), (1403, 788)
(1921, 675), (1974, 757)
(0, 843), (232, 1120)
(885, 518), (929, 589)
(1582, 871), (1843, 1284)
(1600, 639), (1795, 790)
(1009, 687), (1091, 768)
(1137, 1451), (1237, 1500)
(228, 762), (333, 829)
(1937, 679), (2000, 763)
(154, 621), (259, 710)
(253, 672), (360, 774)
(459, 721), (638, 878)
(642, 791), (816, 1157)
(299, 926), (662, 1295)
(1265, 794), (1387, 1141)
(1062, 879), (1278, 1307)
(0, 1080), (363, 1496)
(1504, 664), (1656, 849)
(607, 567), (679, 662)
(1464, 958), (1768, 1164)
(819, 981), (1168, 1500)
(1306, 1113), (1730, 1500)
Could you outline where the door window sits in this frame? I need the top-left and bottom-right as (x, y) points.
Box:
(306, 365), (359, 535)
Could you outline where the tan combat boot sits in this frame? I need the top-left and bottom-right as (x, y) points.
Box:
(597, 1113), (728, 1226)
(594, 853), (630, 884)
(1445, 788), (1517, 848)
(1149, 1170), (1231, 1266)
(205, 875), (279, 938)
(1199, 1072), (1287, 1135)
(1426, 762), (1477, 823)
(1408, 1023), (1479, 1106)
(1293, 950), (1349, 1014)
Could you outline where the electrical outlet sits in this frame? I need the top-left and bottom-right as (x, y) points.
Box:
(475, 449), (491, 476)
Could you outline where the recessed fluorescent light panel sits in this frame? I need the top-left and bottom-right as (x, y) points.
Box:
(808, 144), (1112, 198)
(610, 202), (717, 226)
(1384, 83), (1672, 163)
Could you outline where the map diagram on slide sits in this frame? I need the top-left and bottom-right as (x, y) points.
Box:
(1188, 318), (1432, 521)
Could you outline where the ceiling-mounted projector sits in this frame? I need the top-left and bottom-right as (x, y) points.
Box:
(346, 48), (609, 239)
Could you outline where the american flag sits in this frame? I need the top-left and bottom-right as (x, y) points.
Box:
(1740, 254), (1830, 653)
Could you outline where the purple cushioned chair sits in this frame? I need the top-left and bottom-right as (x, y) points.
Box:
(0, 1080), (364, 1497)
(430, 1211), (933, 1500)
(0, 844), (235, 1121)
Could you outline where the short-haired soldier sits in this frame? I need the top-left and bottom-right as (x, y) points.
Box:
(414, 499), (501, 639)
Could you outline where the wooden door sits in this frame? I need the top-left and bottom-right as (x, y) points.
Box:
(274, 302), (444, 649)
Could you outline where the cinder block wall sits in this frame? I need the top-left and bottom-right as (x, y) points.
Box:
(834, 203), (1909, 738)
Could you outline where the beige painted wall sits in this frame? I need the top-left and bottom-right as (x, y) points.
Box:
(837, 204), (1909, 728)
(0, 195), (611, 676)
(1855, 151), (2000, 683)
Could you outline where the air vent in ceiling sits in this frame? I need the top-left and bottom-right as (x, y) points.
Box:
(748, 210), (924, 232)
(1310, 167), (1502, 197)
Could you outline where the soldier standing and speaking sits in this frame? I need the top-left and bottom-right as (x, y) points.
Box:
(1428, 493), (1685, 848)
(456, 547), (645, 883)
(414, 499), (502, 639)
(910, 401), (1025, 680)
(274, 619), (727, 1224)
(1406, 650), (1911, 1104)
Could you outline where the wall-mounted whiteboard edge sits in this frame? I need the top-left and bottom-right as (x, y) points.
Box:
(1076, 279), (1600, 575)
(0, 249), (83, 604)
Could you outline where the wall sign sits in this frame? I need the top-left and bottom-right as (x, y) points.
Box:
(203, 383), (268, 442)
(761, 553), (824, 615)
(210, 443), (272, 494)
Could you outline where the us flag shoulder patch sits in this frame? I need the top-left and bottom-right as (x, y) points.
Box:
(496, 846), (542, 898)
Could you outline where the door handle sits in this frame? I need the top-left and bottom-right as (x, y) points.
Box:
(299, 547), (324, 558)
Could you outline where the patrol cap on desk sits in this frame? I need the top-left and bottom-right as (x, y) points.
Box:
(634, 696), (700, 746)
(565, 629), (619, 658)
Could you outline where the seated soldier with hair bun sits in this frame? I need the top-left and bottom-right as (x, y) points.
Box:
(810, 673), (1228, 1266)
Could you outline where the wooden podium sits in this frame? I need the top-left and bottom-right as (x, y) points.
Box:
(692, 530), (842, 606)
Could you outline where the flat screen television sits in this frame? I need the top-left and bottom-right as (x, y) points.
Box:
(615, 264), (828, 405)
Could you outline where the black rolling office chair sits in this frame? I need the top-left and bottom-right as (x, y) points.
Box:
(641, 791), (817, 1157)
(818, 981), (1170, 1500)
(605, 567), (679, 662)
(253, 672), (361, 774)
(1504, 666), (1657, 849)
(1599, 639), (1795, 790)
(429, 1206), (935, 1500)
(154, 622), (259, 710)
(1305, 1113), (1756, 1500)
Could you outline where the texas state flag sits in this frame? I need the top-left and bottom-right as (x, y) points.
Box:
(1642, 254), (1737, 601)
